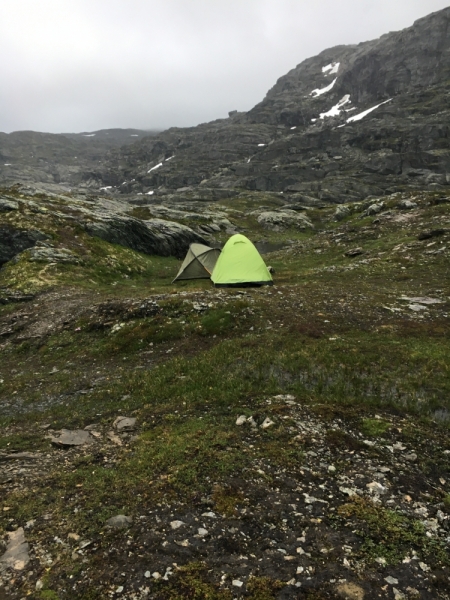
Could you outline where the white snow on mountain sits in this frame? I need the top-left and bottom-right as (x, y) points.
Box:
(347, 98), (392, 123)
(146, 190), (154, 195)
(83, 134), (96, 137)
(310, 77), (337, 97)
(322, 62), (340, 75)
(320, 94), (351, 119)
(147, 162), (163, 173)
(165, 156), (175, 161)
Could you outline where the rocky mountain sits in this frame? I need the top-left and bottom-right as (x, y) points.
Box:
(0, 128), (157, 193)
(87, 7), (450, 205)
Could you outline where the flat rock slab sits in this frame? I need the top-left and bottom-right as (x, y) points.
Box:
(400, 296), (443, 305)
(1, 452), (42, 461)
(50, 429), (93, 447)
(0, 527), (30, 571)
(113, 416), (136, 432)
(106, 515), (133, 529)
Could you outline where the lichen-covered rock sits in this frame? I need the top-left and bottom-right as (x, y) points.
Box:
(335, 205), (351, 221)
(0, 197), (19, 211)
(256, 210), (313, 231)
(0, 226), (48, 266)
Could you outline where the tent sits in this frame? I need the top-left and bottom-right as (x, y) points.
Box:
(173, 243), (221, 282)
(211, 234), (273, 287)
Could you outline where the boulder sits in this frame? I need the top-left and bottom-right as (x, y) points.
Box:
(334, 205), (351, 221)
(28, 246), (81, 264)
(0, 226), (48, 266)
(0, 197), (19, 211)
(84, 215), (207, 259)
(256, 210), (313, 231)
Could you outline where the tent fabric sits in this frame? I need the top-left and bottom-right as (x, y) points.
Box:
(211, 234), (273, 287)
(173, 243), (221, 282)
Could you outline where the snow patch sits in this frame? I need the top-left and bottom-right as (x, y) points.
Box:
(310, 77), (337, 97)
(319, 94), (351, 119)
(130, 134), (138, 137)
(99, 186), (113, 191)
(146, 191), (154, 195)
(322, 62), (340, 75)
(147, 162), (163, 173)
(4, 163), (12, 166)
(165, 156), (175, 161)
(83, 134), (95, 137)
(290, 126), (297, 130)
(258, 143), (266, 147)
(347, 99), (392, 123)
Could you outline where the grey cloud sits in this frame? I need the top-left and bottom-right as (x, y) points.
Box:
(0, 0), (448, 133)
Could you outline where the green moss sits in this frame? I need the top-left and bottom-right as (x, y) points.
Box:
(360, 418), (391, 437)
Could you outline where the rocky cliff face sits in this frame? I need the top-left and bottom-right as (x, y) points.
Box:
(0, 129), (157, 193)
(1, 8), (449, 206)
(89, 7), (450, 204)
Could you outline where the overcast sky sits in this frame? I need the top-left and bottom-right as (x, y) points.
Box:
(1, 0), (448, 134)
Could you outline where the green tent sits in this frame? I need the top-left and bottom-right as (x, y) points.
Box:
(211, 234), (273, 287)
(173, 243), (221, 282)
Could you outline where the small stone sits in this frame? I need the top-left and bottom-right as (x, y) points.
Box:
(106, 515), (132, 529)
(144, 571), (151, 578)
(201, 511), (217, 518)
(152, 572), (161, 579)
(68, 533), (80, 541)
(36, 580), (44, 591)
(235, 415), (247, 426)
(296, 566), (304, 574)
(375, 557), (387, 565)
(418, 562), (430, 572)
(393, 588), (406, 600)
(261, 417), (275, 429)
(197, 528), (208, 537)
(328, 465), (336, 472)
(116, 586), (123, 594)
(287, 578), (296, 585)
(385, 576), (399, 585)
(404, 453), (417, 461)
(232, 580), (244, 588)
(170, 520), (185, 530)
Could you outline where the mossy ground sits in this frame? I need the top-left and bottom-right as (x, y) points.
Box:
(0, 188), (449, 598)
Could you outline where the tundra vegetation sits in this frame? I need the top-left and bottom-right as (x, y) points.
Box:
(0, 186), (449, 599)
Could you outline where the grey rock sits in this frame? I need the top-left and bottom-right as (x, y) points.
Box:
(28, 246), (80, 264)
(334, 205), (351, 221)
(84, 216), (207, 259)
(50, 429), (94, 447)
(398, 199), (417, 209)
(256, 210), (313, 231)
(106, 515), (133, 529)
(113, 416), (136, 432)
(0, 197), (19, 211)
(0, 226), (48, 266)
(0, 527), (29, 571)
(365, 203), (384, 216)
(345, 247), (364, 257)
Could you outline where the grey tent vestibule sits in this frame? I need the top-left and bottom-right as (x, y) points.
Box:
(172, 243), (221, 282)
